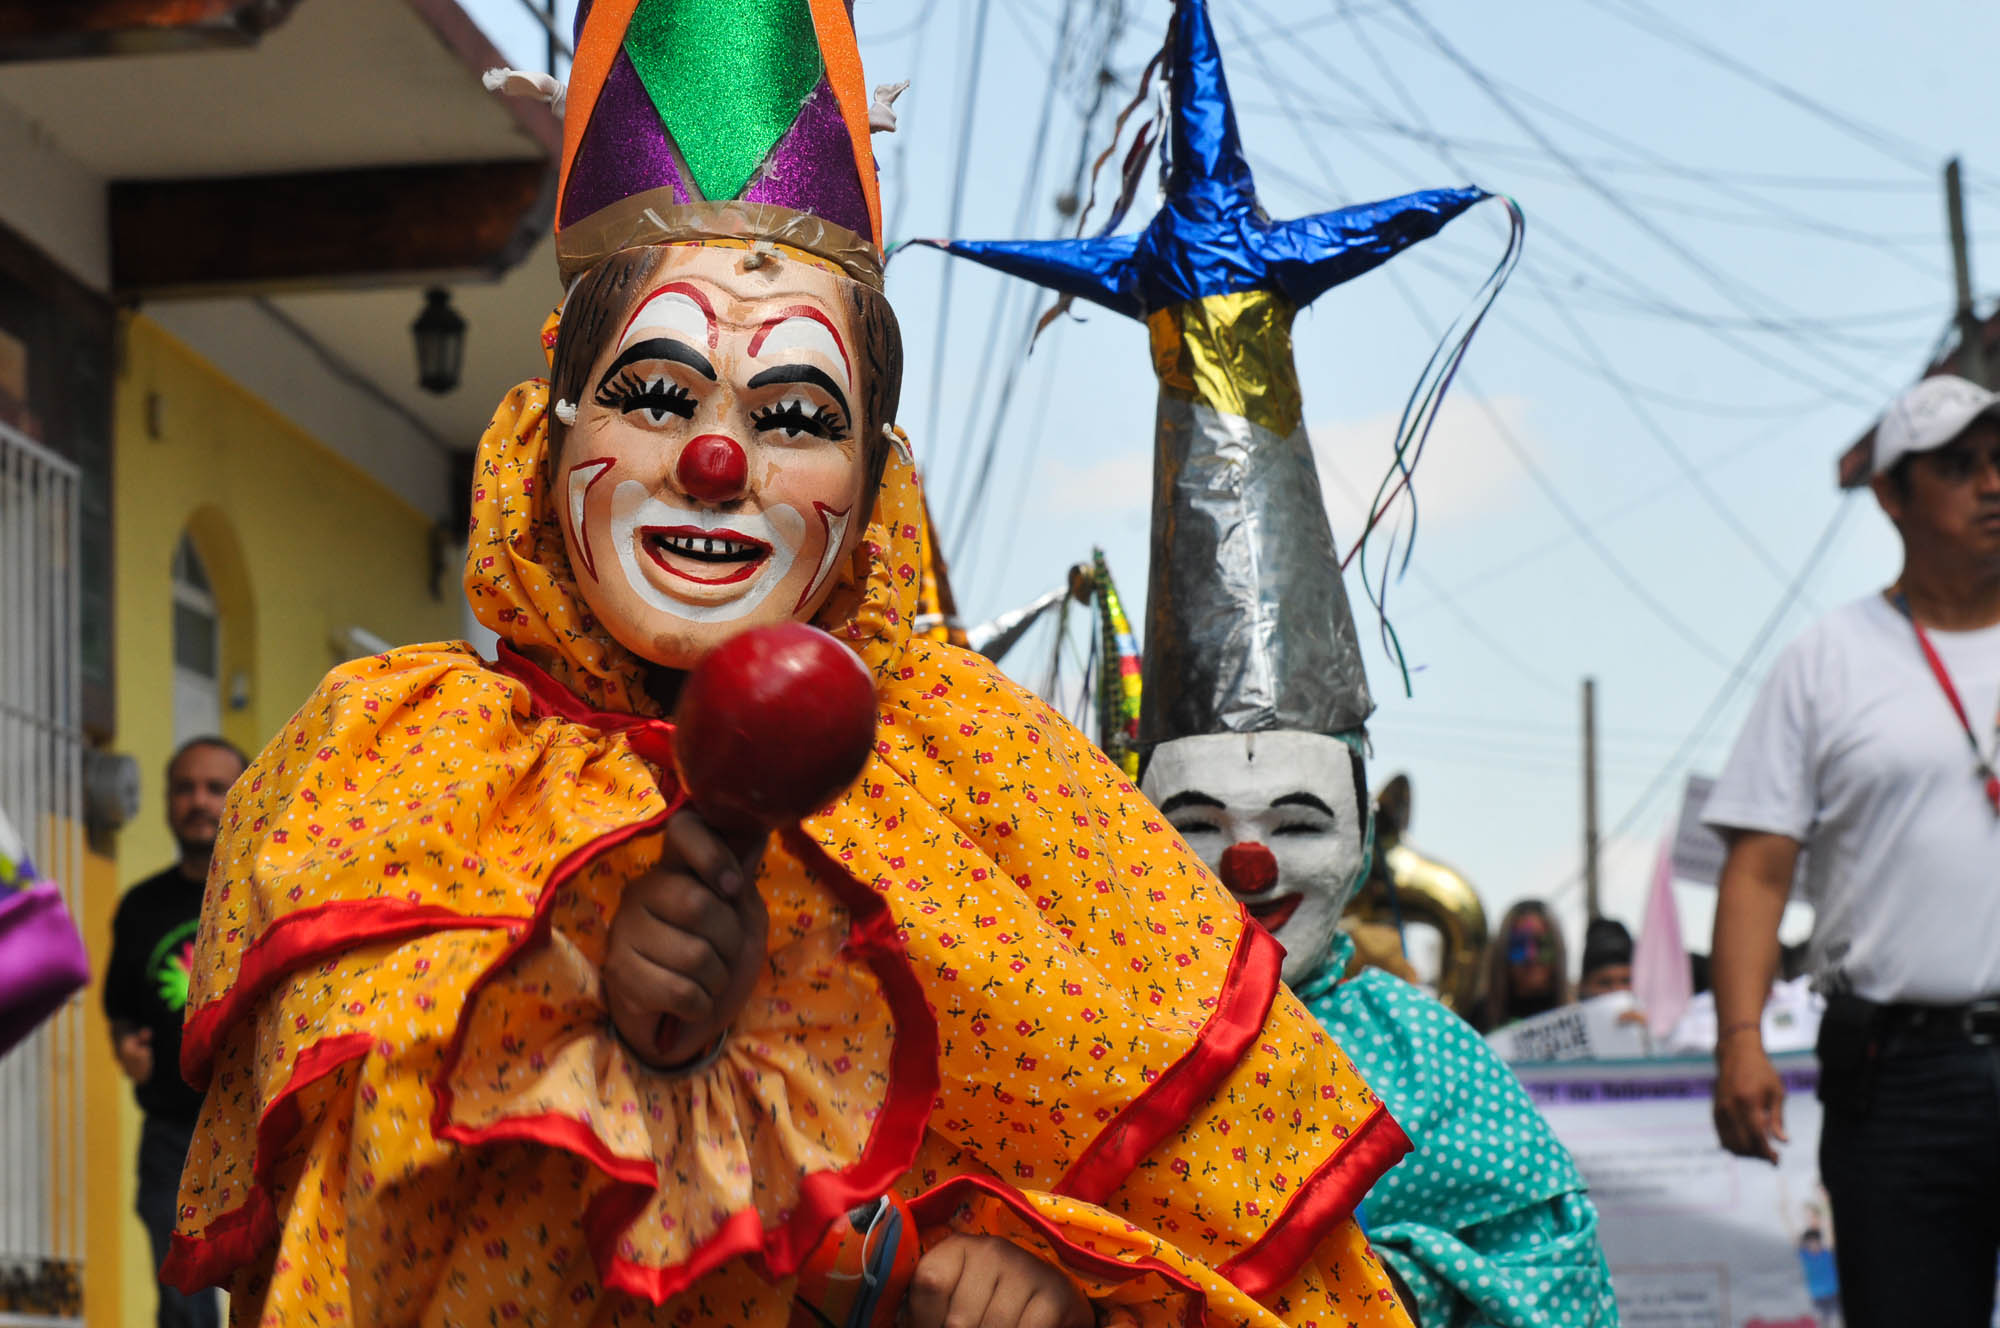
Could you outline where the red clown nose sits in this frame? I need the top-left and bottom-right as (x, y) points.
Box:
(677, 433), (748, 504)
(1218, 842), (1279, 896)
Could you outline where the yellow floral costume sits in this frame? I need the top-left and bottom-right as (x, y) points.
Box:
(164, 341), (1417, 1325)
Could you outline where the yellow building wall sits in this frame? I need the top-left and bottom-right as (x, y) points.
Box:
(100, 312), (463, 1327)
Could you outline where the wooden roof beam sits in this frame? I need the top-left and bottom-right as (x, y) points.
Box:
(0, 0), (301, 63)
(110, 159), (555, 298)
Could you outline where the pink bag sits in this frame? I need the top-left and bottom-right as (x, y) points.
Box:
(0, 879), (91, 1059)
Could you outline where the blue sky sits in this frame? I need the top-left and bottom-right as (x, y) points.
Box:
(467, 0), (2000, 948)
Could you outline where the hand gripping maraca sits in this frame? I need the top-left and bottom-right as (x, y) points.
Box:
(641, 621), (880, 1063)
(670, 626), (921, 1328)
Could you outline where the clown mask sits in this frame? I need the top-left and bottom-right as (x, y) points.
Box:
(557, 245), (873, 670)
(1142, 731), (1368, 987)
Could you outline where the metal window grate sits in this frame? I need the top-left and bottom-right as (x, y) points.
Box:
(0, 419), (86, 1325)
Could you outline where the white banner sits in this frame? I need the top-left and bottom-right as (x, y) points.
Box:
(1670, 774), (1727, 888)
(1516, 1054), (1839, 1328)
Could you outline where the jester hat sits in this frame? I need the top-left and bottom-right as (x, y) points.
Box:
(556, 0), (885, 288)
(925, 0), (1505, 747)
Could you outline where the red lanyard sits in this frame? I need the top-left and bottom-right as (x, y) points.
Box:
(1893, 592), (2000, 816)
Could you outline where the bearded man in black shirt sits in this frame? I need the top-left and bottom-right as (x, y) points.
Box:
(105, 736), (245, 1328)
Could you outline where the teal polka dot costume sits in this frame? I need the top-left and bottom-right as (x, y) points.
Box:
(1298, 933), (1621, 1326)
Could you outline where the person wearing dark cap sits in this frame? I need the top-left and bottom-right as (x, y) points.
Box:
(1707, 373), (2000, 1326)
(1576, 918), (1635, 1001)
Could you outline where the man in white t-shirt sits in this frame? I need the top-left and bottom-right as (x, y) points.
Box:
(1706, 373), (2000, 1327)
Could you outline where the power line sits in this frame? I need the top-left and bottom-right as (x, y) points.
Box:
(1331, 5), (1954, 286)
(1226, 102), (1956, 197)
(1297, 8), (1816, 596)
(1537, 294), (1798, 590)
(1378, 0), (1898, 401)
(966, 319), (1070, 607)
(1318, 457), (1572, 698)
(1249, 151), (1941, 398)
(1578, 0), (1995, 193)
(1231, 1), (1886, 411)
(918, 0), (997, 466)
(1545, 494), (1860, 905)
(1222, 6), (1745, 676)
(1387, 409), (1835, 621)
(937, 0), (1077, 541)
(856, 0), (943, 46)
(1235, 100), (1963, 258)
(945, 0), (1130, 587)
(880, 0), (951, 243)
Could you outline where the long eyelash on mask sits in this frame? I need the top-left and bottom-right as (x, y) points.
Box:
(595, 370), (696, 422)
(751, 399), (848, 441)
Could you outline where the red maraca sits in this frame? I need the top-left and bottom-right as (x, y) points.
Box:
(648, 623), (874, 1062)
(672, 627), (916, 1320)
(671, 621), (878, 837)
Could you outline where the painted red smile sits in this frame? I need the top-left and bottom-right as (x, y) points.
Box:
(639, 525), (773, 586)
(1241, 892), (1304, 933)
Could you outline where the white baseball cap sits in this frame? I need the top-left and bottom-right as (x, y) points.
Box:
(1872, 374), (2000, 477)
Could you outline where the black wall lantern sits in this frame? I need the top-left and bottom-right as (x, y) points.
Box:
(412, 288), (467, 395)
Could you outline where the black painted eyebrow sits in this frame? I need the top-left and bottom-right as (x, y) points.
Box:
(1159, 791), (1227, 815)
(596, 337), (716, 389)
(746, 363), (852, 421)
(1271, 792), (1338, 816)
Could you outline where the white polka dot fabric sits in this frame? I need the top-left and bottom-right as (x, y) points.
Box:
(1298, 935), (1622, 1326)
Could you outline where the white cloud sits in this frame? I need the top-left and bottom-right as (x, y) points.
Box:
(1040, 451), (1153, 514)
(1031, 394), (1539, 531)
(1311, 394), (1537, 543)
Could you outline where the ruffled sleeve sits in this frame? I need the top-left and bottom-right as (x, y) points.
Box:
(164, 645), (937, 1320)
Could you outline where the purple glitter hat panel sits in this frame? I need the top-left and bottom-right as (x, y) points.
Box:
(561, 47), (693, 230)
(740, 78), (870, 240)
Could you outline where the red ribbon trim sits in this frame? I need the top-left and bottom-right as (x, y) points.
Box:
(907, 1175), (1208, 1328)
(431, 661), (937, 1305)
(179, 646), (656, 1091)
(181, 901), (517, 1091)
(1215, 1101), (1412, 1299)
(582, 828), (940, 1303)
(161, 1032), (375, 1292)
(1054, 912), (1282, 1204)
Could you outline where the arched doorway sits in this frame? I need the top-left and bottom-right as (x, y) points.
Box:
(170, 533), (221, 744)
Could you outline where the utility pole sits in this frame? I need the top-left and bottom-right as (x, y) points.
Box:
(1947, 158), (1987, 388)
(1583, 677), (1601, 921)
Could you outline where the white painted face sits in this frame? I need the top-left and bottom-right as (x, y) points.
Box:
(558, 245), (870, 670)
(1141, 731), (1367, 987)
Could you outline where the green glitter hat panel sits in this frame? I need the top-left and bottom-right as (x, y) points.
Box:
(623, 0), (825, 205)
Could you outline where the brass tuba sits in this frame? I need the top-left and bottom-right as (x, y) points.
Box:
(1344, 773), (1489, 1014)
